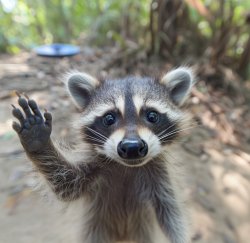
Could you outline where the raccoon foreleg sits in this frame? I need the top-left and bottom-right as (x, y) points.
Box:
(153, 182), (189, 243)
(12, 95), (99, 201)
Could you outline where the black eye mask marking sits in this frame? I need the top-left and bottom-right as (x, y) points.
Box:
(83, 103), (179, 147)
(83, 110), (121, 146)
(141, 108), (179, 144)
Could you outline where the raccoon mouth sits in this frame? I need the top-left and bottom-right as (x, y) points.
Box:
(118, 158), (149, 167)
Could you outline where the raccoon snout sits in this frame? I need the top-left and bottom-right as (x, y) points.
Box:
(117, 138), (148, 159)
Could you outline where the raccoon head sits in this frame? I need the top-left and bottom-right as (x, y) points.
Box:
(65, 68), (194, 167)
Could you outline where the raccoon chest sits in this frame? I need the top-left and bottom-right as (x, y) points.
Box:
(95, 171), (141, 209)
(87, 170), (148, 232)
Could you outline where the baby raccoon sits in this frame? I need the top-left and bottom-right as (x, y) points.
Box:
(12, 67), (194, 243)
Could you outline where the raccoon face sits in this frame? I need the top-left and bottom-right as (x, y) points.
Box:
(65, 68), (194, 167)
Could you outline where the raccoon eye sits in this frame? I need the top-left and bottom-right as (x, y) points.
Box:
(146, 110), (159, 123)
(103, 113), (116, 126)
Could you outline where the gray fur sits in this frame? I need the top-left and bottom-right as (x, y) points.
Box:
(12, 68), (194, 243)
(161, 67), (194, 106)
(66, 72), (99, 109)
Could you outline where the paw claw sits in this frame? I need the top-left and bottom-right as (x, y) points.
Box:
(15, 91), (21, 98)
(11, 96), (52, 152)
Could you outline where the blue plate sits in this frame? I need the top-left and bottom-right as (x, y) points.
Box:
(34, 43), (80, 57)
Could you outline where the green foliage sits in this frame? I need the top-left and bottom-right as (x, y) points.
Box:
(0, 0), (250, 78)
(186, 0), (250, 77)
(0, 0), (150, 52)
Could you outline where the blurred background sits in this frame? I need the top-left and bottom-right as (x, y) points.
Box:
(0, 0), (250, 243)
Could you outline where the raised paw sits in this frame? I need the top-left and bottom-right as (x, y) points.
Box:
(12, 92), (52, 153)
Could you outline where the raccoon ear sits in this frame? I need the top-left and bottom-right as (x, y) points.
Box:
(160, 67), (194, 106)
(65, 72), (99, 109)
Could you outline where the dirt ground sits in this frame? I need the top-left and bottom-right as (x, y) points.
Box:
(0, 49), (250, 243)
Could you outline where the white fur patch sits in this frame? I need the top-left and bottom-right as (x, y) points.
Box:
(160, 67), (195, 106)
(80, 103), (115, 125)
(115, 96), (125, 117)
(160, 67), (194, 86)
(100, 127), (161, 167)
(137, 127), (161, 160)
(79, 96), (125, 126)
(62, 70), (100, 109)
(132, 95), (144, 115)
(101, 129), (126, 163)
(63, 70), (99, 88)
(132, 95), (182, 121)
(145, 100), (182, 121)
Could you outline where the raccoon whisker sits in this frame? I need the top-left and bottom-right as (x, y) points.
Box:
(91, 142), (104, 147)
(90, 129), (108, 140)
(85, 130), (107, 142)
(159, 123), (199, 139)
(86, 140), (104, 146)
(159, 126), (196, 140)
(85, 133), (105, 140)
(157, 122), (177, 137)
(156, 116), (192, 137)
(159, 134), (184, 142)
(85, 139), (105, 147)
(159, 133), (179, 141)
(160, 139), (179, 143)
(85, 126), (108, 140)
(82, 133), (106, 143)
(163, 137), (184, 143)
(85, 134), (106, 143)
(159, 126), (195, 140)
(85, 135), (105, 143)
(181, 121), (200, 128)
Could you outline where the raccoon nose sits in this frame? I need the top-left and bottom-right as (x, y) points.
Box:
(117, 139), (148, 159)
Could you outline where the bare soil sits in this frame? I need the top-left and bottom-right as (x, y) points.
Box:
(0, 49), (249, 243)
